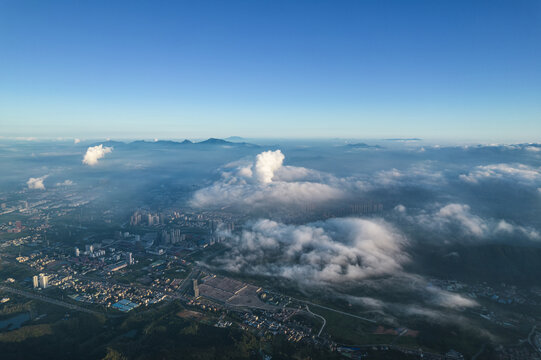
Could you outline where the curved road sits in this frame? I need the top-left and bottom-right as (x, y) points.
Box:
(305, 305), (326, 337)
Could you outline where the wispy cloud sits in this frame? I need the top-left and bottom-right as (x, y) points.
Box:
(398, 203), (540, 241)
(460, 163), (541, 184)
(56, 179), (74, 186)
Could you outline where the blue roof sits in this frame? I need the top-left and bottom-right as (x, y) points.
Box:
(112, 299), (139, 312)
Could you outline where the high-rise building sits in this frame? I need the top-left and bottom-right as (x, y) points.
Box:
(32, 275), (38, 288)
(193, 279), (199, 298)
(126, 252), (133, 265)
(38, 274), (48, 289)
(130, 211), (141, 226)
(74, 247), (80, 257)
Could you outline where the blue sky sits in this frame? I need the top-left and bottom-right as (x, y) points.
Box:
(1, 0), (540, 141)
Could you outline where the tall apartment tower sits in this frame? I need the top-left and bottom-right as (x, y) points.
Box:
(193, 279), (199, 298)
(38, 274), (48, 289)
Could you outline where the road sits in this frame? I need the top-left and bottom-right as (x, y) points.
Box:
(472, 343), (486, 360)
(528, 325), (541, 356)
(0, 285), (100, 315)
(266, 289), (376, 324)
(338, 344), (444, 360)
(177, 267), (199, 296)
(305, 305), (326, 336)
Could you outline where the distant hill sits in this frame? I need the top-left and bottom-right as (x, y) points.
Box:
(87, 140), (127, 148)
(195, 138), (259, 148)
(383, 138), (422, 141)
(197, 138), (231, 145)
(131, 140), (188, 147)
(225, 136), (246, 142)
(88, 138), (258, 150)
(344, 142), (382, 149)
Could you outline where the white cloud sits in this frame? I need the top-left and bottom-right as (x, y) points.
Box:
(192, 152), (451, 211)
(495, 219), (514, 233)
(426, 286), (478, 308)
(82, 144), (113, 166)
(27, 175), (48, 190)
(191, 150), (351, 210)
(74, 138), (81, 144)
(345, 295), (385, 309)
(372, 162), (444, 187)
(211, 217), (409, 286)
(460, 163), (541, 184)
(253, 150), (285, 183)
(496, 220), (540, 240)
(15, 137), (37, 141)
(56, 179), (74, 186)
(436, 204), (488, 237)
(403, 203), (540, 241)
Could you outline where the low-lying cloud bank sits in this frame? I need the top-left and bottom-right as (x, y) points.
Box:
(372, 162), (445, 188)
(82, 144), (113, 166)
(191, 148), (541, 215)
(209, 216), (480, 327)
(460, 163), (541, 184)
(213, 217), (408, 286)
(191, 150), (356, 210)
(396, 203), (540, 241)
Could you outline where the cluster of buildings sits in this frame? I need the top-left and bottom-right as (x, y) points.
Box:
(130, 211), (165, 227)
(32, 273), (49, 289)
(130, 208), (238, 238)
(64, 278), (166, 309)
(1, 220), (24, 233)
(241, 311), (313, 343)
(160, 228), (187, 244)
(18, 251), (57, 271)
(185, 283), (318, 345)
(429, 279), (539, 306)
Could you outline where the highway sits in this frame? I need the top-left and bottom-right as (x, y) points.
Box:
(177, 267), (199, 296)
(0, 285), (100, 315)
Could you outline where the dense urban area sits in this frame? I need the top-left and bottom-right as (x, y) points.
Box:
(1, 182), (541, 360)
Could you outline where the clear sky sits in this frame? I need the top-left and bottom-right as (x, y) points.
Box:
(1, 0), (540, 141)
